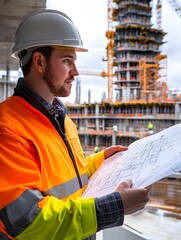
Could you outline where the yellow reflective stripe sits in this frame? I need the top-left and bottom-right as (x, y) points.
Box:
(0, 189), (43, 237)
(43, 173), (88, 199)
(16, 196), (97, 240)
(0, 174), (88, 237)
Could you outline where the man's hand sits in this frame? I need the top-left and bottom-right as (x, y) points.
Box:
(104, 145), (128, 159)
(116, 179), (151, 215)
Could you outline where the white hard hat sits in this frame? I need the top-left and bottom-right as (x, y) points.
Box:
(12, 9), (88, 66)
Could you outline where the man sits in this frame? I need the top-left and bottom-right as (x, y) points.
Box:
(148, 121), (154, 134)
(94, 146), (100, 153)
(0, 9), (150, 239)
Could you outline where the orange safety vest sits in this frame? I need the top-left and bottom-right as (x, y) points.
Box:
(0, 96), (104, 239)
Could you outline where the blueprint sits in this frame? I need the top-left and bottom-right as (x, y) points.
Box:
(83, 123), (181, 198)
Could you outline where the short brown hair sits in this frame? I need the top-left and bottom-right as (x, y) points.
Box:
(20, 46), (53, 76)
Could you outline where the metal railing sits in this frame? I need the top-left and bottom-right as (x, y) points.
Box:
(102, 225), (150, 240)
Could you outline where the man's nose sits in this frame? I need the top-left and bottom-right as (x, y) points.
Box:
(70, 65), (79, 76)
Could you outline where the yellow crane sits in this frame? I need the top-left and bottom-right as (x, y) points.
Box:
(80, 0), (115, 102)
(105, 0), (115, 102)
(156, 0), (162, 29)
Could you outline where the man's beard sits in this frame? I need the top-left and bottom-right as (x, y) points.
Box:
(43, 63), (70, 97)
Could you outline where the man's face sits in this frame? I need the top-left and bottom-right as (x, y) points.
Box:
(43, 49), (79, 97)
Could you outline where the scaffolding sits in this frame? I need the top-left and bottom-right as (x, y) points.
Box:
(107, 0), (167, 102)
(139, 54), (167, 101)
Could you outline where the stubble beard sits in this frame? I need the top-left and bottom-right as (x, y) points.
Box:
(43, 63), (71, 97)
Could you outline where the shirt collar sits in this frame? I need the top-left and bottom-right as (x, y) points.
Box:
(16, 78), (65, 116)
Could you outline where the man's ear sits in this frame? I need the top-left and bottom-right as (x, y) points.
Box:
(32, 52), (45, 73)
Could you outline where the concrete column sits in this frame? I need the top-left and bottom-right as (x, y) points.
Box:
(175, 102), (181, 119)
(102, 119), (105, 131)
(84, 135), (88, 147)
(84, 106), (88, 133)
(95, 135), (99, 146)
(84, 105), (88, 115)
(152, 104), (157, 117)
(127, 61), (130, 81)
(111, 105), (114, 114)
(95, 103), (99, 130)
(112, 125), (118, 145)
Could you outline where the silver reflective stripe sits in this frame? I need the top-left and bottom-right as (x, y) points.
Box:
(0, 189), (43, 237)
(44, 173), (88, 199)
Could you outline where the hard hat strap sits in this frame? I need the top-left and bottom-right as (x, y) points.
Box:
(20, 47), (39, 67)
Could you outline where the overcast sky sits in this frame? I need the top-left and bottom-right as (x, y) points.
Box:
(48, 0), (181, 103)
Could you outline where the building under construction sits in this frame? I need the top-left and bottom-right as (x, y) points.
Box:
(65, 0), (181, 213)
(113, 0), (167, 102)
(66, 0), (179, 153)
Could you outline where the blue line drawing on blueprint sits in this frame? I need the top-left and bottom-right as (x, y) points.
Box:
(83, 123), (181, 198)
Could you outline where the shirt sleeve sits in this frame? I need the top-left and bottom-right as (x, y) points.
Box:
(95, 192), (124, 231)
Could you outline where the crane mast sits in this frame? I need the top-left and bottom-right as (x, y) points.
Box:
(156, 0), (162, 29)
(106, 0), (114, 102)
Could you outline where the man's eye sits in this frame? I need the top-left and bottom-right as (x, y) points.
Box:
(63, 59), (70, 65)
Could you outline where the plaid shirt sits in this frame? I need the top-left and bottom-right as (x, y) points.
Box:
(16, 78), (125, 233)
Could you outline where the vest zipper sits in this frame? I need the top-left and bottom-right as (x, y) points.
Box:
(55, 118), (83, 189)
